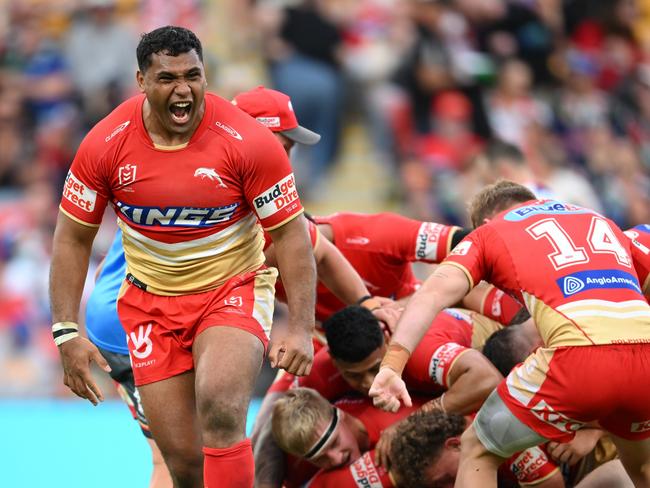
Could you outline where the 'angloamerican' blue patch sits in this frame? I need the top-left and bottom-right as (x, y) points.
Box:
(556, 269), (642, 297)
(504, 201), (592, 222)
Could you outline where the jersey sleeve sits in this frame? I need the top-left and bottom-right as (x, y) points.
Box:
(59, 135), (111, 226)
(481, 286), (526, 326)
(505, 446), (560, 487)
(627, 234), (650, 298)
(442, 227), (490, 289)
(240, 129), (304, 230)
(411, 221), (460, 263)
(405, 335), (471, 389)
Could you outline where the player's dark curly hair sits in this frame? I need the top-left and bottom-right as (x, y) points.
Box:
(137, 26), (203, 72)
(322, 306), (384, 363)
(482, 326), (524, 376)
(390, 410), (466, 488)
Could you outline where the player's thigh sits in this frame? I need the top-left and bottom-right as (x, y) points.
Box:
(611, 435), (650, 487)
(137, 371), (203, 459)
(193, 326), (264, 425)
(574, 460), (634, 488)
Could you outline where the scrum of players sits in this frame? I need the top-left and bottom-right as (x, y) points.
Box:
(53, 26), (650, 488)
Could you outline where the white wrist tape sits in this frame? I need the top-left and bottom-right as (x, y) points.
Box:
(52, 322), (79, 346)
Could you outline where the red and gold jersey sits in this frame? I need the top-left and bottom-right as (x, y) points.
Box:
(313, 212), (460, 319)
(624, 224), (650, 299)
(445, 200), (650, 347)
(306, 451), (394, 488)
(480, 285), (527, 326)
(59, 93), (302, 295)
(268, 309), (501, 398)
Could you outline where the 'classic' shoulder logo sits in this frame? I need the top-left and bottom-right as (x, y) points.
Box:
(215, 121), (243, 140)
(105, 120), (130, 142)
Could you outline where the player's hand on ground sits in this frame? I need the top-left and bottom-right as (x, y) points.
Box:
(547, 428), (603, 466)
(59, 336), (111, 406)
(375, 422), (399, 469)
(369, 368), (412, 413)
(268, 329), (314, 377)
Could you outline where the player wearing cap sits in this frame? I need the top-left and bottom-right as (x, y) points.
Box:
(369, 181), (650, 487)
(51, 26), (317, 488)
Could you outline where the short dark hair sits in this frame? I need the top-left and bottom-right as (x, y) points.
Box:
(136, 26), (203, 72)
(483, 140), (526, 167)
(482, 326), (525, 376)
(390, 410), (466, 488)
(469, 180), (536, 228)
(322, 306), (384, 363)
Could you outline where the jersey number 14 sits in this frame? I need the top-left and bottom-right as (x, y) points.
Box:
(526, 216), (632, 270)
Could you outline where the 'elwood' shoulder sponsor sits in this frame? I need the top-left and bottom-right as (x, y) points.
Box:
(63, 171), (97, 212)
(254, 173), (299, 219)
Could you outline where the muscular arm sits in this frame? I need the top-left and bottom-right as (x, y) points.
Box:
(268, 215), (317, 375)
(253, 414), (286, 488)
(313, 236), (370, 305)
(433, 350), (502, 415)
(392, 264), (471, 353)
(50, 212), (98, 322)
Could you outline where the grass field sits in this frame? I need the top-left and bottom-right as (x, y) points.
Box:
(0, 398), (262, 487)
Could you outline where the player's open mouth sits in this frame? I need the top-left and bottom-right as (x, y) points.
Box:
(169, 101), (192, 124)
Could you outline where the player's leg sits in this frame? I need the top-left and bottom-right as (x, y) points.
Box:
(193, 326), (265, 488)
(610, 436), (650, 487)
(575, 460), (634, 488)
(455, 389), (548, 487)
(100, 348), (174, 488)
(138, 372), (204, 488)
(147, 438), (173, 488)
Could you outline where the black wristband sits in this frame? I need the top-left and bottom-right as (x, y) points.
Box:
(355, 295), (373, 306)
(451, 228), (471, 248)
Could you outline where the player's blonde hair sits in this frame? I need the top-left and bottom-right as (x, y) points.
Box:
(271, 387), (334, 457)
(469, 180), (536, 228)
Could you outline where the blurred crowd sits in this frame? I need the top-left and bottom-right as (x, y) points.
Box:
(2, 0), (650, 397)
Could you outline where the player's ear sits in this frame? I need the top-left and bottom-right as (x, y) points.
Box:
(482, 217), (491, 225)
(445, 436), (461, 451)
(136, 71), (145, 93)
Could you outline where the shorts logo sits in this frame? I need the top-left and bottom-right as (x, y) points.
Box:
(631, 420), (650, 432)
(225, 296), (243, 308)
(215, 121), (243, 140)
(416, 222), (446, 260)
(450, 240), (472, 256)
(349, 451), (384, 488)
(510, 447), (549, 482)
(63, 171), (97, 212)
(254, 173), (299, 219)
(194, 167), (227, 188)
(504, 200), (591, 221)
(130, 323), (153, 360)
(556, 269), (642, 297)
(256, 116), (281, 128)
(116, 201), (238, 227)
(105, 120), (130, 142)
(118, 163), (137, 186)
(531, 400), (584, 434)
(346, 236), (370, 245)
(429, 342), (465, 386)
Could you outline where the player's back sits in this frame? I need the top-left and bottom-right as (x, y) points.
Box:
(485, 200), (650, 347)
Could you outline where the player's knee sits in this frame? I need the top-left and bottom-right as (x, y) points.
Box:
(197, 393), (248, 438)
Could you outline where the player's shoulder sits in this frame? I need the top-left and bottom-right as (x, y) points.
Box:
(82, 95), (142, 152)
(205, 92), (281, 148)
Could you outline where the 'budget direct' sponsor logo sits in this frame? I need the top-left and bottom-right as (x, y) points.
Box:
(63, 171), (97, 212)
(509, 447), (549, 482)
(116, 201), (238, 227)
(556, 269), (642, 297)
(504, 200), (591, 222)
(416, 222), (446, 260)
(429, 342), (465, 387)
(349, 452), (384, 488)
(254, 174), (299, 219)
